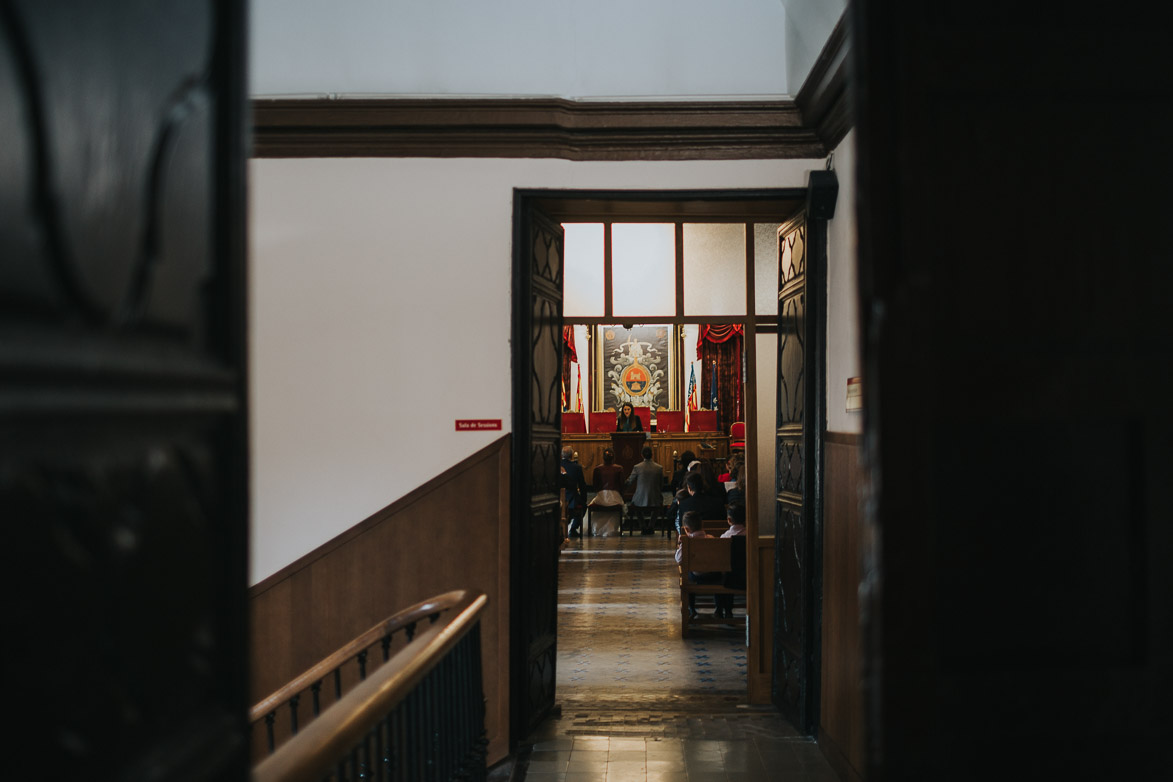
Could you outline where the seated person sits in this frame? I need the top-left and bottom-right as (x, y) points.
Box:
(670, 471), (726, 534)
(697, 459), (726, 503)
(719, 502), (747, 538)
(674, 510), (718, 619)
(718, 454), (743, 484)
(588, 447), (625, 537)
(724, 464), (746, 509)
(670, 449), (696, 494)
(715, 504), (747, 618)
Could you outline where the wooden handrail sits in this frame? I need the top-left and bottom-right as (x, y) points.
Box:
(253, 589), (488, 782)
(249, 589), (466, 723)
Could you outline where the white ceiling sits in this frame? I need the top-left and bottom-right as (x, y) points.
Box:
(250, 0), (843, 100)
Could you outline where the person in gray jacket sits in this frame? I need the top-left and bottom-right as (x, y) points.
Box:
(625, 446), (665, 534)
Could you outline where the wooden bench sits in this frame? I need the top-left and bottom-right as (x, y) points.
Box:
(678, 535), (746, 638)
(700, 518), (728, 535)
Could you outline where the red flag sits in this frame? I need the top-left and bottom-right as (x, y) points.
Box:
(575, 365), (583, 413)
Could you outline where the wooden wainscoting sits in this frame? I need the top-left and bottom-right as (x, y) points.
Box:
(819, 432), (864, 782)
(749, 537), (776, 704)
(249, 437), (512, 765)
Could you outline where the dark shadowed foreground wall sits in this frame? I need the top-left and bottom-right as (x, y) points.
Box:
(854, 2), (1173, 778)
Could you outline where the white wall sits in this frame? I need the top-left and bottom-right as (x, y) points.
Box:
(825, 129), (861, 434)
(251, 0), (790, 98)
(778, 0), (846, 92)
(250, 156), (823, 584)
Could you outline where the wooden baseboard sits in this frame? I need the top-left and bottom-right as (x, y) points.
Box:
(819, 729), (864, 782)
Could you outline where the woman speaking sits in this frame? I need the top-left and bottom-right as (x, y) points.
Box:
(615, 402), (643, 432)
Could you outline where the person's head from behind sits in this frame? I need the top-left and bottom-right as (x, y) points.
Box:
(641, 445), (652, 460)
(561, 445), (574, 461)
(686, 472), (705, 495)
(681, 510), (703, 534)
(620, 402), (634, 418)
(679, 450), (695, 468)
(602, 447), (615, 465)
(727, 503), (746, 528)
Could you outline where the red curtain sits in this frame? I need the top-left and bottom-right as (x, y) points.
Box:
(562, 327), (577, 410)
(698, 325), (743, 432)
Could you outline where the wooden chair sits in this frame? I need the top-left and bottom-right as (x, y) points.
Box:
(688, 410), (718, 432)
(729, 420), (745, 449)
(561, 412), (585, 433)
(586, 499), (624, 536)
(655, 410), (684, 433)
(590, 415), (616, 433)
(622, 504), (668, 537)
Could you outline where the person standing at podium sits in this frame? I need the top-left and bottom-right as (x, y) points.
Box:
(615, 402), (643, 432)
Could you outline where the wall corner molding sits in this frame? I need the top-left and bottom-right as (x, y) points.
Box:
(794, 13), (854, 150)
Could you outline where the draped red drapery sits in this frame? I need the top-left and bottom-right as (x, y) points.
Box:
(697, 325), (743, 432)
(562, 327), (577, 410)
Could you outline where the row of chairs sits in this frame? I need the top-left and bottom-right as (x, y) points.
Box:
(585, 505), (732, 539)
(584, 502), (673, 538)
(562, 410), (741, 437)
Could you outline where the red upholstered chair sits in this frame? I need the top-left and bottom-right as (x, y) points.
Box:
(561, 412), (586, 433)
(655, 410), (684, 433)
(633, 406), (651, 428)
(590, 415), (617, 433)
(729, 421), (746, 449)
(688, 410), (718, 432)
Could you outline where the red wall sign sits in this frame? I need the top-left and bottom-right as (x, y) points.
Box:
(455, 419), (502, 431)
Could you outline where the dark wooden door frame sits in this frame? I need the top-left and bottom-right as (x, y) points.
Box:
(510, 187), (809, 748)
(3, 2), (249, 777)
(773, 171), (838, 734)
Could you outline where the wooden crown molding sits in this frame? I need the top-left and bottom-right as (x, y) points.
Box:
(794, 13), (854, 150)
(251, 97), (827, 160)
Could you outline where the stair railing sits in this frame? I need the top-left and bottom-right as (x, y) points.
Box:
(250, 589), (488, 782)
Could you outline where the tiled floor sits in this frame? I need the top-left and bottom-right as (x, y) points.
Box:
(513, 534), (841, 782)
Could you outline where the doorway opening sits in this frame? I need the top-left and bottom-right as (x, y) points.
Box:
(511, 188), (834, 749)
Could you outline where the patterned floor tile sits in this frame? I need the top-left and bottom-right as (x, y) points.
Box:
(518, 536), (839, 782)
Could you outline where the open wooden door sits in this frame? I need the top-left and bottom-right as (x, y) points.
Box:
(510, 202), (564, 746)
(3, 2), (249, 778)
(773, 172), (836, 733)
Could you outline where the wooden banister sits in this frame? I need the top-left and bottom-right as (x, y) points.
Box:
(249, 591), (462, 723)
(252, 589), (489, 782)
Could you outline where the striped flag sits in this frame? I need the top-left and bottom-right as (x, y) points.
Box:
(561, 373), (567, 411)
(687, 363), (698, 410)
(575, 365), (583, 413)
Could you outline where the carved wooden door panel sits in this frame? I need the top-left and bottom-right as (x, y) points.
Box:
(2, 3), (248, 778)
(773, 172), (834, 733)
(775, 216), (815, 730)
(510, 206), (564, 744)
